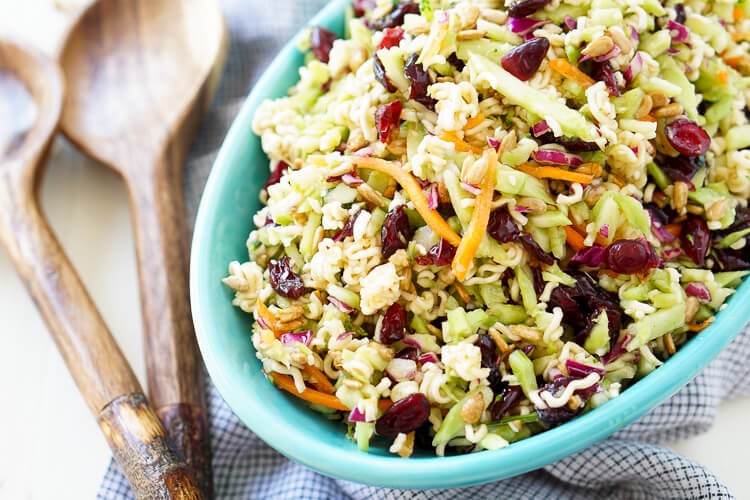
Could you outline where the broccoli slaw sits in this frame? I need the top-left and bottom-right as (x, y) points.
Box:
(223, 0), (750, 457)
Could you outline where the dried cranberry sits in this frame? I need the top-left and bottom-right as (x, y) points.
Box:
(550, 286), (584, 327)
(487, 208), (520, 243)
(404, 54), (437, 109)
(719, 206), (750, 236)
(520, 233), (555, 265)
(664, 118), (711, 157)
(447, 53), (466, 72)
(375, 100), (403, 143)
(713, 248), (750, 271)
(531, 265), (546, 296)
(501, 37), (550, 81)
(310, 26), (338, 63)
(537, 406), (580, 425)
(576, 307), (622, 348)
(674, 3), (686, 24)
(536, 132), (599, 152)
(659, 154), (704, 184)
(600, 308), (624, 347)
(368, 1), (420, 30)
(549, 271), (624, 341)
(714, 207), (750, 253)
(476, 334), (503, 391)
(415, 238), (457, 266)
(375, 392), (431, 438)
(644, 202), (675, 226)
(373, 54), (397, 93)
(381, 205), (413, 258)
(475, 334), (495, 364)
(262, 161), (289, 191)
(396, 346), (419, 362)
(268, 256), (305, 299)
(535, 377), (597, 425)
(605, 239), (659, 274)
(590, 60), (620, 96)
(489, 385), (523, 421)
(507, 0), (551, 18)
(333, 210), (361, 242)
(380, 303), (407, 344)
(379, 27), (404, 49)
(353, 0), (376, 17)
(681, 216), (711, 266)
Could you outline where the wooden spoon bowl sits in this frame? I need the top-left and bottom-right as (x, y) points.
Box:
(60, 1), (228, 495)
(0, 38), (201, 499)
(0, 42), (59, 162)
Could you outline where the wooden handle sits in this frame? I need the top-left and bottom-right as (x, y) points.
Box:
(126, 142), (212, 496)
(0, 168), (138, 413)
(0, 163), (202, 499)
(99, 393), (202, 499)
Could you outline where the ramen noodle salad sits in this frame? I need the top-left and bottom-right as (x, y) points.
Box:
(223, 0), (750, 456)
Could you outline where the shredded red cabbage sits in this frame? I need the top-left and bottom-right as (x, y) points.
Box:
(532, 149), (584, 166)
(460, 181), (482, 195)
(571, 245), (607, 267)
(506, 16), (547, 36)
(348, 406), (373, 423)
(280, 330), (313, 346)
(565, 359), (606, 378)
(686, 282), (711, 302)
(532, 120), (552, 137)
(667, 19), (690, 43)
(418, 352), (439, 365)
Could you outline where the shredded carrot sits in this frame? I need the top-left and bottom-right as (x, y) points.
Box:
(454, 281), (472, 304)
(548, 58), (596, 88)
(351, 156), (462, 247)
(302, 365), (335, 394)
(734, 6), (745, 21)
(688, 316), (714, 332)
(452, 149), (497, 281)
(255, 297), (283, 337)
(463, 113), (485, 131)
(378, 399), (394, 412)
(516, 162), (594, 184)
(718, 69), (729, 85)
(270, 373), (349, 411)
(640, 113), (657, 122)
(664, 223), (682, 237)
(440, 131), (484, 154)
(722, 54), (748, 68)
(732, 32), (750, 42)
(564, 225), (587, 252)
(598, 269), (620, 279)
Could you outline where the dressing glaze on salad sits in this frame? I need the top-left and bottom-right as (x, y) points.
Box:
(224, 0), (750, 457)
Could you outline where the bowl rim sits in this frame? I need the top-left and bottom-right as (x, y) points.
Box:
(190, 0), (750, 489)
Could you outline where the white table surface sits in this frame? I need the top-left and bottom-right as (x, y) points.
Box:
(0, 1), (749, 499)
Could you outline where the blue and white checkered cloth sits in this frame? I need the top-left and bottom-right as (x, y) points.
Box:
(99, 1), (750, 497)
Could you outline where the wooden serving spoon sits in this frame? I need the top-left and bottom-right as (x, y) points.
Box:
(0, 39), (201, 499)
(59, 1), (228, 496)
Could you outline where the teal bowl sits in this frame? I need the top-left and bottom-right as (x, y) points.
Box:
(190, 0), (750, 488)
